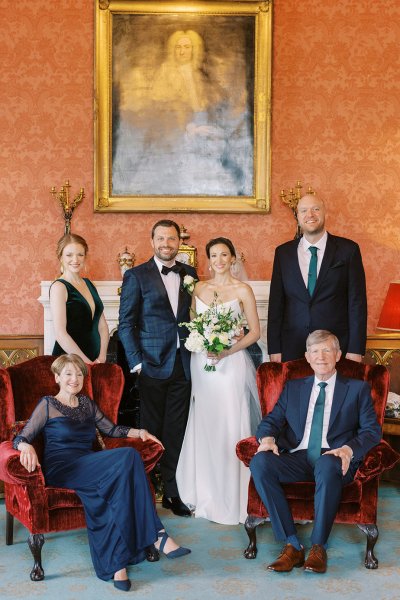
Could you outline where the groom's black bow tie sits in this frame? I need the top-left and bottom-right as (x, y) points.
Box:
(161, 264), (182, 276)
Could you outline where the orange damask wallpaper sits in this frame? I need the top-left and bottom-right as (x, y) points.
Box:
(1, 0), (400, 335)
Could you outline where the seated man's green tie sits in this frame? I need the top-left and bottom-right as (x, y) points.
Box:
(307, 382), (327, 465)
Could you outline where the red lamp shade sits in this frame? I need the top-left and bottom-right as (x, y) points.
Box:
(377, 282), (400, 331)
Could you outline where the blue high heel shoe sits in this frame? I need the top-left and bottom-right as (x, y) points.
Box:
(113, 578), (131, 591)
(158, 531), (191, 559)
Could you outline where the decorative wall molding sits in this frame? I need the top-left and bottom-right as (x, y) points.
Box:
(0, 336), (44, 368)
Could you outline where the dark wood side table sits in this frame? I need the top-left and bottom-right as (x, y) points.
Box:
(383, 418), (400, 436)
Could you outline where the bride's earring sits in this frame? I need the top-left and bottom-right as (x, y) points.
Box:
(208, 264), (212, 272)
(60, 262), (64, 274)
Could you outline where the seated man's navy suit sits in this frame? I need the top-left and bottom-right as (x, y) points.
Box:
(250, 372), (381, 547)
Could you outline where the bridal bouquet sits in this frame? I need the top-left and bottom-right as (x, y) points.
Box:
(180, 295), (243, 371)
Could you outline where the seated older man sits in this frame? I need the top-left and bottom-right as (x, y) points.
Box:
(250, 330), (381, 573)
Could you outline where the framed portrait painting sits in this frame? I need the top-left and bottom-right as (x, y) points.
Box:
(95, 0), (272, 212)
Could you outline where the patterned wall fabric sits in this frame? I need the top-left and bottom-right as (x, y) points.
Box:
(1, 0), (400, 334)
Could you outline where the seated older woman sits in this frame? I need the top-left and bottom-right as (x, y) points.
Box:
(14, 354), (190, 592)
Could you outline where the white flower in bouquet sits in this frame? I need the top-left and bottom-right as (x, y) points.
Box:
(185, 330), (205, 353)
(218, 331), (230, 346)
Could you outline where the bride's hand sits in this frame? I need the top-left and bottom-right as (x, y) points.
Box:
(232, 327), (245, 343)
(207, 350), (229, 363)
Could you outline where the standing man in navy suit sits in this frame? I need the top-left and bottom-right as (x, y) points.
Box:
(250, 330), (381, 573)
(118, 219), (197, 516)
(267, 193), (367, 362)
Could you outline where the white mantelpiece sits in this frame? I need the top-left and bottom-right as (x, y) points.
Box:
(39, 280), (270, 360)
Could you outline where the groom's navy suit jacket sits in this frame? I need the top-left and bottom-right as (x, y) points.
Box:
(256, 374), (381, 463)
(267, 233), (367, 361)
(118, 258), (197, 380)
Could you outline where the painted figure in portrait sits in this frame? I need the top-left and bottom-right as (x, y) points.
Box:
(111, 16), (254, 197)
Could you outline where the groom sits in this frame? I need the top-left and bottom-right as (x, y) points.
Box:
(118, 219), (197, 516)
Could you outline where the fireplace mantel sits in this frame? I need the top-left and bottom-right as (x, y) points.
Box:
(39, 280), (270, 360)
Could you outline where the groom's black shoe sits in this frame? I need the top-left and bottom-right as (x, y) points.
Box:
(162, 495), (192, 517)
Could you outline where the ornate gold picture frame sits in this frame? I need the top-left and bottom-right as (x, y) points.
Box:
(95, 0), (272, 213)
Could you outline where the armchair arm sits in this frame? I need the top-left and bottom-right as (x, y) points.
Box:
(236, 436), (259, 468)
(355, 440), (400, 483)
(236, 437), (400, 484)
(0, 441), (46, 486)
(103, 437), (164, 474)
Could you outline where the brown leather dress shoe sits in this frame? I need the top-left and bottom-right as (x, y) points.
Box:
(304, 544), (327, 573)
(267, 544), (305, 572)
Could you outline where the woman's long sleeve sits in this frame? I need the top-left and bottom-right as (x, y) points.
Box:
(12, 398), (49, 449)
(92, 401), (130, 438)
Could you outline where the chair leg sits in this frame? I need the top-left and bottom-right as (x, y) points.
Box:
(28, 534), (45, 581)
(244, 515), (266, 559)
(6, 512), (14, 545)
(357, 524), (379, 569)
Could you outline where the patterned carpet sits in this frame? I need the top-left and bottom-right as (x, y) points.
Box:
(0, 483), (399, 600)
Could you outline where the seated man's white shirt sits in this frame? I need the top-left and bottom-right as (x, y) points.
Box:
(293, 371), (337, 452)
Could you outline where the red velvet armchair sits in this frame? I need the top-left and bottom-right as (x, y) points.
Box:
(0, 355), (164, 581)
(236, 358), (400, 569)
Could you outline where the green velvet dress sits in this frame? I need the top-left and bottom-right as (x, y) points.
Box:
(51, 278), (104, 362)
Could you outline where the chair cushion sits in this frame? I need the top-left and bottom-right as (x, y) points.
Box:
(47, 487), (83, 509)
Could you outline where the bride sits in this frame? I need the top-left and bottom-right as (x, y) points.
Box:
(176, 237), (262, 524)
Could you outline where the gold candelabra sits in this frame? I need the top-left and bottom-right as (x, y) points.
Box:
(51, 180), (84, 234)
(280, 180), (315, 239)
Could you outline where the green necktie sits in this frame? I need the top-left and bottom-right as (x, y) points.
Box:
(307, 246), (318, 296)
(307, 382), (327, 465)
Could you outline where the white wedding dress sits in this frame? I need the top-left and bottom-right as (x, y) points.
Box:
(176, 297), (261, 524)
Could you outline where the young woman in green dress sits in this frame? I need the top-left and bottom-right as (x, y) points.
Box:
(50, 233), (109, 364)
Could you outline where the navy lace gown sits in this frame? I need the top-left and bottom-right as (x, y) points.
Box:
(14, 395), (163, 581)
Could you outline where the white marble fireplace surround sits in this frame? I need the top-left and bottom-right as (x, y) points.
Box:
(39, 280), (270, 361)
